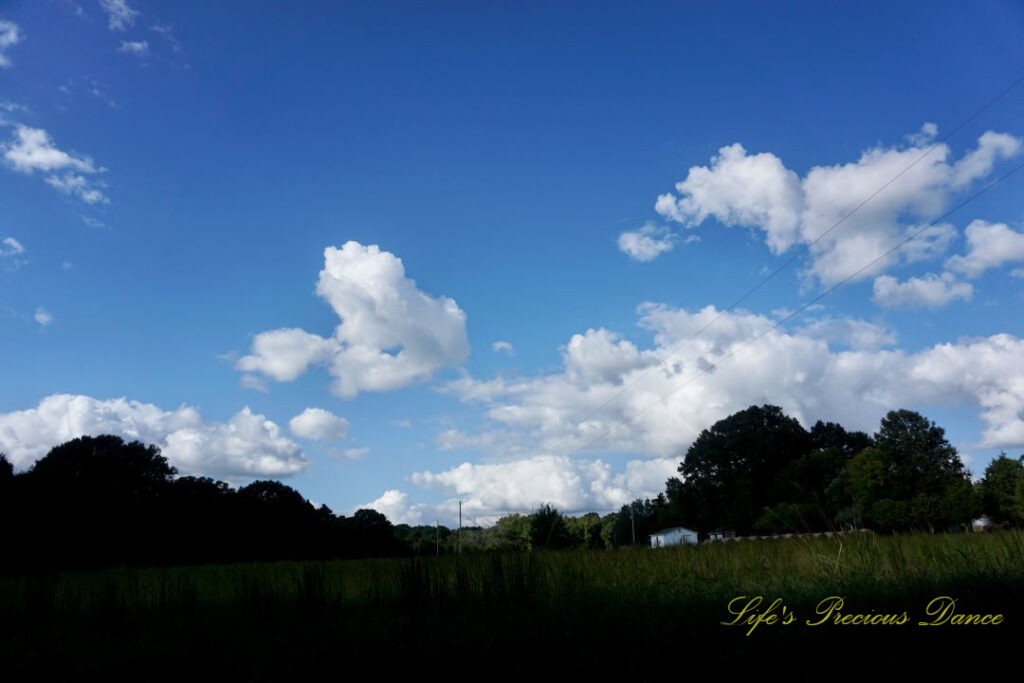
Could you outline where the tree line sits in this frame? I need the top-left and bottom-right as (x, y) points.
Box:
(430, 405), (1024, 551)
(4, 405), (1024, 571)
(0, 435), (404, 572)
(590, 405), (1023, 544)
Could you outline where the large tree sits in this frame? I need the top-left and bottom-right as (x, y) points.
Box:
(856, 410), (977, 531)
(22, 435), (178, 567)
(673, 404), (813, 534)
(528, 504), (573, 549)
(980, 453), (1024, 524)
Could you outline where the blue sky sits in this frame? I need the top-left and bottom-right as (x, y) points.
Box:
(2, 1), (1024, 525)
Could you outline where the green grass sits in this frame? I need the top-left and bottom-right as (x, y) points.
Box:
(3, 531), (1023, 679)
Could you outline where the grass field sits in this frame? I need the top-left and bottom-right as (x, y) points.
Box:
(3, 530), (1023, 679)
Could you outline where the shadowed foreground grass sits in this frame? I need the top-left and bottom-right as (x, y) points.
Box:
(3, 531), (1023, 679)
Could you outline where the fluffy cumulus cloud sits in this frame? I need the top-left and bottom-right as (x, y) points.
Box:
(358, 301), (1024, 522)
(796, 317), (897, 350)
(99, 0), (139, 31)
(617, 223), (678, 262)
(238, 241), (470, 398)
(945, 219), (1024, 278)
(359, 455), (679, 526)
(654, 126), (1021, 286)
(410, 456), (678, 521)
(1, 126), (108, 203)
(288, 407), (350, 441)
(872, 272), (973, 309)
(0, 394), (308, 478)
(359, 489), (429, 525)
(437, 303), (1024, 468)
(0, 19), (21, 68)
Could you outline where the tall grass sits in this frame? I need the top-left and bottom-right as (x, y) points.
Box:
(2, 531), (1023, 678)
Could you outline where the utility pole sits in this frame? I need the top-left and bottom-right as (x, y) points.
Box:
(458, 500), (463, 555)
(630, 503), (636, 546)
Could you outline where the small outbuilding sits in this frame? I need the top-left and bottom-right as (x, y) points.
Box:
(649, 526), (698, 548)
(972, 516), (995, 532)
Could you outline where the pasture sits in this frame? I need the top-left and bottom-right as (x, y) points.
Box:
(3, 530), (1023, 678)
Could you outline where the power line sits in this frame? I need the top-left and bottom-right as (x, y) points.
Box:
(572, 72), (1024, 433)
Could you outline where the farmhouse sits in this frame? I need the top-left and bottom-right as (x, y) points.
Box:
(649, 526), (698, 548)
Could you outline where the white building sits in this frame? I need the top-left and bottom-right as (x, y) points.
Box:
(649, 526), (698, 548)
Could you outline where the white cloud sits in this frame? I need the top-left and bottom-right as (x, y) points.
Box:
(239, 374), (268, 393)
(905, 122), (939, 147)
(116, 40), (149, 57)
(872, 272), (973, 309)
(437, 303), (1024, 467)
(492, 340), (514, 355)
(656, 143), (804, 253)
(238, 328), (334, 381)
(340, 447), (369, 460)
(61, 261), (73, 271)
(617, 223), (678, 262)
(0, 20), (21, 68)
(564, 328), (655, 385)
(946, 219), (1024, 278)
(150, 24), (183, 54)
(3, 126), (96, 174)
(238, 242), (470, 398)
(81, 215), (106, 228)
(0, 394), (308, 477)
(33, 307), (52, 326)
(289, 407), (350, 441)
(408, 455), (679, 522)
(359, 489), (430, 525)
(796, 317), (897, 350)
(2, 126), (109, 204)
(45, 173), (108, 204)
(655, 129), (1022, 285)
(950, 132), (1022, 188)
(1, 236), (25, 267)
(99, 0), (139, 31)
(0, 100), (28, 113)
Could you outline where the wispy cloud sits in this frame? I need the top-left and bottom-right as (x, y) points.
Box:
(0, 20), (22, 68)
(150, 24), (183, 54)
(492, 340), (515, 355)
(34, 307), (53, 327)
(117, 40), (149, 57)
(99, 0), (139, 31)
(1, 235), (27, 269)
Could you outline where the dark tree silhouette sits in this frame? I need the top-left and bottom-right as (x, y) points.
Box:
(528, 504), (572, 549)
(674, 405), (813, 534)
(2, 435), (410, 572)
